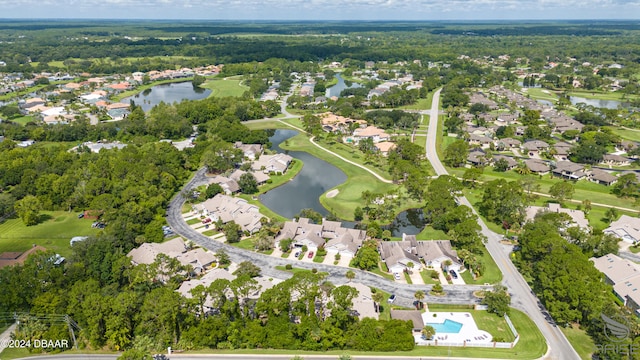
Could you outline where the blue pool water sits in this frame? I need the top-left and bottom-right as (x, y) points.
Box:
(426, 319), (463, 333)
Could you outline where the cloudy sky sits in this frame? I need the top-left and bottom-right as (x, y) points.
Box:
(0, 0), (638, 20)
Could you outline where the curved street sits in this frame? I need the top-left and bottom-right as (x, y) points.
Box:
(424, 89), (579, 359)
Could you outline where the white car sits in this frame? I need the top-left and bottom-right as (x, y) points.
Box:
(394, 273), (401, 280)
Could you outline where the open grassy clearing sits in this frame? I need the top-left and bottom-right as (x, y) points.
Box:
(243, 119), (292, 130)
(459, 249), (503, 285)
(399, 94), (434, 110)
(521, 87), (559, 102)
(9, 115), (36, 126)
(568, 90), (638, 101)
(313, 136), (393, 180)
(201, 78), (249, 98)
(561, 324), (595, 360)
(0, 211), (100, 258)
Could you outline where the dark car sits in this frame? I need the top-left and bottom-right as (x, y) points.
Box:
(77, 212), (84, 219)
(449, 269), (458, 279)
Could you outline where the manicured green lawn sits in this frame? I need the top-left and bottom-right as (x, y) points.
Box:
(202, 230), (217, 236)
(417, 226), (449, 240)
(279, 133), (417, 221)
(458, 249), (502, 285)
(10, 115), (36, 126)
(606, 126), (640, 143)
(255, 158), (303, 195)
(568, 90), (637, 101)
(313, 136), (393, 180)
(186, 218), (201, 225)
(399, 93), (434, 110)
(181, 203), (192, 214)
(561, 324), (595, 360)
(522, 87), (559, 102)
(201, 78), (249, 98)
(420, 269), (439, 284)
(231, 238), (255, 250)
(244, 119), (292, 130)
(0, 211), (100, 258)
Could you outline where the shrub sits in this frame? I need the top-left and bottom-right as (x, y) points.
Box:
(311, 268), (318, 274)
(285, 264), (293, 270)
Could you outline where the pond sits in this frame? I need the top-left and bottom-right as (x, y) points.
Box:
(259, 129), (347, 219)
(122, 81), (211, 111)
(259, 129), (424, 236)
(570, 96), (629, 110)
(326, 73), (362, 98)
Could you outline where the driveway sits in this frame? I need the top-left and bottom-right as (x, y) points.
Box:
(408, 269), (425, 285)
(450, 269), (466, 285)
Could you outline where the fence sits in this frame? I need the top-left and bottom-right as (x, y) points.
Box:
(420, 312), (521, 349)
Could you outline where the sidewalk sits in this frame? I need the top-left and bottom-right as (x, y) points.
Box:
(0, 323), (17, 354)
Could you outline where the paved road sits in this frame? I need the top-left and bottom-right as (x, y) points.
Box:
(0, 322), (16, 354)
(167, 170), (489, 309)
(424, 89), (578, 360)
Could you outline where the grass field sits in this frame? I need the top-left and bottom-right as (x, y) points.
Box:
(10, 115), (36, 126)
(561, 324), (595, 360)
(279, 133), (420, 221)
(606, 126), (640, 143)
(201, 78), (249, 98)
(522, 87), (559, 102)
(0, 211), (100, 258)
(459, 249), (503, 285)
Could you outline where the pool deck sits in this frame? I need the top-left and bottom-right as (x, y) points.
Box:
(417, 311), (492, 345)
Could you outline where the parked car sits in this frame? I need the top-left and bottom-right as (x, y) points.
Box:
(77, 212), (84, 219)
(202, 218), (212, 224)
(308, 251), (314, 258)
(294, 251), (301, 257)
(449, 269), (458, 279)
(388, 294), (396, 303)
(394, 273), (401, 280)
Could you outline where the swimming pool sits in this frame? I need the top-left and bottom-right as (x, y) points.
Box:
(426, 319), (463, 333)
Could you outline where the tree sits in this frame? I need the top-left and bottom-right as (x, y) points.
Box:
(279, 238), (293, 252)
(223, 221), (242, 243)
(117, 349), (152, 360)
(201, 141), (243, 174)
(352, 240), (379, 270)
(414, 290), (425, 309)
(549, 181), (575, 204)
(604, 208), (618, 223)
(431, 283), (444, 295)
(14, 195), (42, 226)
(493, 158), (510, 172)
(296, 208), (323, 224)
(354, 207), (364, 221)
(238, 172), (258, 194)
(462, 167), (483, 188)
(482, 285), (511, 316)
(0, 193), (16, 218)
(233, 261), (261, 278)
(478, 179), (526, 227)
(372, 291), (384, 313)
(612, 173), (639, 199)
(422, 326), (436, 340)
(205, 183), (223, 199)
(444, 140), (469, 168)
(345, 270), (355, 282)
(582, 199), (592, 215)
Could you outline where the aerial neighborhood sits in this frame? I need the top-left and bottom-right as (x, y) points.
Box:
(0, 19), (639, 360)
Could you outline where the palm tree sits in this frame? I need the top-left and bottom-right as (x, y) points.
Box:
(414, 290), (425, 309)
(422, 325), (436, 340)
(443, 259), (452, 272)
(372, 291), (384, 313)
(345, 270), (355, 282)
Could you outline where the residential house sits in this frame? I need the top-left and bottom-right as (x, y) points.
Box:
(467, 150), (489, 167)
(345, 282), (378, 320)
(251, 153), (293, 174)
(352, 126), (391, 143)
(275, 218), (366, 254)
(492, 155), (518, 170)
(525, 203), (589, 230)
(374, 141), (396, 156)
(552, 161), (587, 180)
(591, 254), (640, 314)
(496, 138), (521, 150)
(234, 142), (263, 160)
(79, 141), (127, 153)
(390, 310), (425, 332)
(467, 134), (493, 149)
(208, 175), (240, 195)
(379, 234), (459, 274)
(601, 154), (631, 167)
(525, 159), (550, 174)
(229, 169), (270, 185)
(604, 215), (640, 244)
(522, 140), (549, 157)
(196, 194), (265, 234)
(589, 169), (618, 186)
(127, 238), (187, 265)
(553, 142), (573, 161)
(175, 248), (216, 274)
